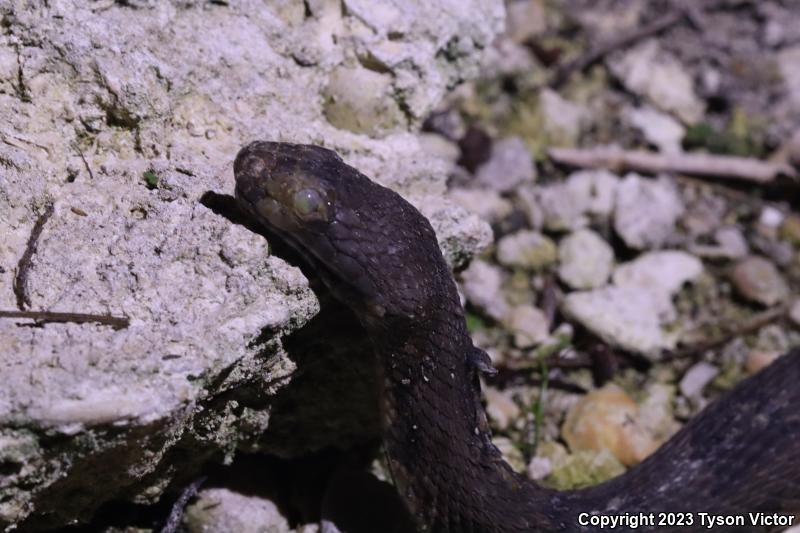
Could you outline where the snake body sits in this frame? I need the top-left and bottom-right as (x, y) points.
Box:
(234, 141), (800, 533)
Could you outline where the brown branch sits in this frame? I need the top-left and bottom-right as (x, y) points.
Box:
(0, 310), (130, 330)
(664, 304), (789, 361)
(14, 203), (54, 309)
(548, 146), (796, 184)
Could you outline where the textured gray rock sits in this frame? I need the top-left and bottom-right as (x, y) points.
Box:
(527, 169), (619, 232)
(563, 250), (703, 358)
(609, 40), (704, 123)
(679, 362), (719, 399)
(730, 255), (790, 306)
(557, 229), (614, 290)
(475, 136), (537, 192)
(614, 174), (683, 250)
(496, 230), (558, 271)
(624, 106), (685, 154)
(689, 226), (749, 259)
(539, 89), (588, 147)
(613, 251), (703, 295)
(0, 0), (502, 528)
(502, 304), (549, 348)
(185, 488), (290, 533)
(459, 259), (508, 321)
(562, 286), (678, 358)
(448, 187), (513, 224)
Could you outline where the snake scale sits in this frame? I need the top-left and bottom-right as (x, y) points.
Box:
(234, 141), (800, 533)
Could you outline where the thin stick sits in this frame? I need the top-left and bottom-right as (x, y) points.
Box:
(548, 146), (796, 183)
(0, 310), (130, 330)
(14, 203), (54, 309)
(665, 304), (788, 361)
(74, 143), (95, 181)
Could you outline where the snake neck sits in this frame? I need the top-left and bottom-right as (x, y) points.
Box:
(367, 309), (567, 533)
(366, 304), (800, 533)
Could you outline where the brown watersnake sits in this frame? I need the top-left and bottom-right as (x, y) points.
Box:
(233, 141), (800, 533)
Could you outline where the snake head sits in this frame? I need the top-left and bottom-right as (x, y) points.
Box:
(234, 141), (338, 232)
(234, 141), (458, 326)
(234, 141), (388, 313)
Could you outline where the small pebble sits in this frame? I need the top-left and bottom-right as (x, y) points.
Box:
(496, 230), (557, 271)
(459, 259), (508, 320)
(505, 0), (546, 43)
(526, 456), (552, 481)
(419, 132), (460, 162)
(562, 385), (658, 467)
(448, 188), (513, 224)
(679, 362), (719, 398)
(557, 229), (614, 289)
(730, 256), (790, 306)
(613, 251), (703, 296)
(185, 489), (290, 533)
(713, 226), (749, 258)
(609, 41), (704, 123)
(614, 174), (683, 250)
(475, 137), (537, 193)
(565, 169), (619, 218)
(540, 89), (588, 146)
(562, 286), (676, 358)
(625, 106), (685, 154)
(745, 350), (781, 374)
(502, 304), (550, 348)
(533, 183), (588, 231)
(758, 206), (785, 231)
(484, 387), (520, 431)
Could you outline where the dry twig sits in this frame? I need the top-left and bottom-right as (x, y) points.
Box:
(665, 304), (789, 361)
(548, 146), (796, 184)
(0, 310), (130, 329)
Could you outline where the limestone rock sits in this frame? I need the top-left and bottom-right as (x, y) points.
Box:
(613, 251), (703, 296)
(562, 385), (658, 467)
(557, 230), (614, 290)
(614, 174), (683, 250)
(184, 489), (291, 533)
(679, 362), (719, 398)
(496, 230), (558, 271)
(730, 256), (790, 306)
(503, 304), (550, 348)
(448, 187), (513, 224)
(610, 40), (704, 123)
(459, 259), (509, 321)
(475, 136), (537, 192)
(625, 106), (685, 154)
(562, 286), (677, 358)
(0, 0), (503, 528)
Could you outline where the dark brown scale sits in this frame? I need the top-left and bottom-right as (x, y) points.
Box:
(234, 141), (800, 533)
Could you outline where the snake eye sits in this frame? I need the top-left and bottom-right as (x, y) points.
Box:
(293, 188), (326, 219)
